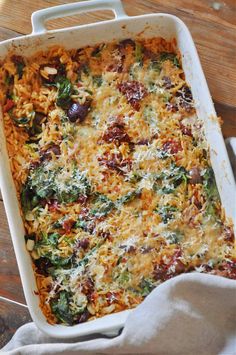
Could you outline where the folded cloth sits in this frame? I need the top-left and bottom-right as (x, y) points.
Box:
(2, 273), (236, 355)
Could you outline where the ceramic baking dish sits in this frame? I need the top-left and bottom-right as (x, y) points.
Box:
(0, 0), (235, 339)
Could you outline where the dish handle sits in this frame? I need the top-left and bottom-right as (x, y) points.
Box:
(31, 0), (128, 35)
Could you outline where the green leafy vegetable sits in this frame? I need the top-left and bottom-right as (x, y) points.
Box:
(139, 278), (155, 296)
(16, 62), (25, 79)
(155, 205), (178, 224)
(5, 74), (14, 85)
(153, 163), (188, 195)
(202, 167), (220, 220)
(74, 219), (89, 231)
(35, 232), (60, 248)
(135, 43), (143, 65)
(148, 52), (180, 73)
(116, 189), (141, 205)
(56, 76), (72, 109)
(117, 270), (131, 285)
(21, 162), (91, 211)
(164, 231), (183, 244)
(161, 184), (175, 194)
(92, 75), (103, 87)
(203, 167), (219, 200)
(90, 194), (115, 218)
(21, 185), (40, 213)
(148, 60), (162, 72)
(51, 291), (74, 324)
(159, 52), (180, 67)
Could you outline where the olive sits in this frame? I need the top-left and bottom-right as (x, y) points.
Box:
(67, 102), (90, 122)
(40, 144), (61, 161)
(189, 167), (202, 184)
(34, 112), (45, 125)
(78, 238), (90, 250)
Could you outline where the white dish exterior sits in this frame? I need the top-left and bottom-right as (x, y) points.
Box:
(0, 0), (235, 339)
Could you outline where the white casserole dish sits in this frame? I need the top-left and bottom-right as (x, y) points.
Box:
(0, 0), (235, 339)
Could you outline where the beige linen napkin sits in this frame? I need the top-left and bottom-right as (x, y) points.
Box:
(2, 273), (236, 355)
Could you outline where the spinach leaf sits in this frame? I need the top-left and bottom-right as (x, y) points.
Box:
(139, 278), (155, 296)
(20, 184), (40, 213)
(155, 205), (178, 224)
(116, 189), (141, 205)
(135, 43), (143, 65)
(117, 270), (131, 285)
(90, 194), (115, 218)
(5, 74), (14, 85)
(78, 64), (90, 80)
(56, 76), (72, 109)
(56, 170), (91, 204)
(22, 162), (91, 211)
(74, 219), (89, 231)
(51, 291), (74, 324)
(36, 232), (60, 248)
(203, 167), (219, 200)
(16, 62), (25, 79)
(164, 231), (183, 245)
(148, 60), (162, 72)
(153, 163), (187, 195)
(161, 163), (188, 188)
(92, 75), (103, 87)
(161, 184), (175, 194)
(159, 52), (180, 67)
(49, 254), (72, 267)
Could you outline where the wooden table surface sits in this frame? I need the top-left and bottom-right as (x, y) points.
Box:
(0, 0), (235, 348)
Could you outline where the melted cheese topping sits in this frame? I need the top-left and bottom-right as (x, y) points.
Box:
(0, 37), (235, 326)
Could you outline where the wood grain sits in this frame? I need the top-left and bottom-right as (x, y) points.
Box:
(0, 298), (31, 348)
(0, 201), (26, 304)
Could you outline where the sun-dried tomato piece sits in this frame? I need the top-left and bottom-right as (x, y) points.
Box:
(3, 98), (14, 113)
(48, 199), (59, 212)
(223, 226), (234, 243)
(98, 230), (112, 241)
(162, 76), (173, 89)
(176, 85), (193, 112)
(77, 195), (88, 205)
(166, 102), (178, 112)
(102, 120), (130, 145)
(62, 218), (75, 234)
(153, 249), (185, 281)
(180, 122), (192, 137)
(117, 81), (147, 111)
(81, 278), (95, 301)
(213, 261), (236, 280)
(98, 152), (132, 174)
(106, 291), (119, 305)
(77, 238), (90, 250)
(107, 62), (123, 73)
(163, 139), (182, 154)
